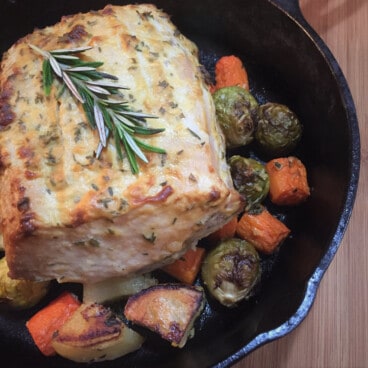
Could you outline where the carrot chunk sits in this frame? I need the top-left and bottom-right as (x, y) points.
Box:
(213, 55), (249, 91)
(265, 156), (310, 206)
(207, 216), (238, 242)
(161, 247), (206, 284)
(236, 207), (290, 254)
(26, 291), (81, 356)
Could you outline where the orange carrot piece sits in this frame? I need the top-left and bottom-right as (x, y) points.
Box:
(214, 55), (249, 92)
(26, 291), (81, 356)
(236, 207), (290, 254)
(207, 216), (238, 242)
(265, 156), (310, 206)
(161, 247), (206, 284)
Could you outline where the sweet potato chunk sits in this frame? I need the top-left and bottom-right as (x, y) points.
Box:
(124, 284), (205, 348)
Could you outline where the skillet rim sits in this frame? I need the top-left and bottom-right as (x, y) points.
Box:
(0, 0), (361, 367)
(214, 1), (361, 366)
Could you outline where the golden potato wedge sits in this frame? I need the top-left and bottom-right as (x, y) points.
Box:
(52, 303), (144, 363)
(124, 284), (205, 348)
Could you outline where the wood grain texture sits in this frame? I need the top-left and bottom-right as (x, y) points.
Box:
(235, 1), (368, 367)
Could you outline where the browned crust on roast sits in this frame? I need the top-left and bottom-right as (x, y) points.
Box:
(3, 177), (37, 278)
(0, 79), (15, 128)
(101, 5), (116, 16)
(1, 178), (37, 240)
(58, 24), (90, 44)
(11, 181), (37, 237)
(130, 185), (174, 206)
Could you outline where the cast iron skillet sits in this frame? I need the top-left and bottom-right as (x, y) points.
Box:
(0, 0), (360, 367)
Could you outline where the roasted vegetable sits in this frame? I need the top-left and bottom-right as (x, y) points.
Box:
(228, 155), (269, 210)
(213, 55), (249, 92)
(236, 206), (290, 254)
(26, 291), (81, 356)
(201, 238), (261, 307)
(124, 284), (205, 348)
(52, 302), (144, 363)
(265, 156), (310, 206)
(161, 247), (206, 285)
(255, 102), (302, 156)
(207, 216), (238, 242)
(0, 257), (50, 309)
(83, 273), (158, 304)
(213, 86), (258, 149)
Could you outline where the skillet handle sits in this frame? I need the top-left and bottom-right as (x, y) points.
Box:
(269, 0), (305, 22)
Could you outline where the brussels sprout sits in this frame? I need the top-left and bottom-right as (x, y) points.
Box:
(0, 257), (50, 309)
(201, 238), (261, 307)
(254, 102), (302, 156)
(228, 155), (269, 210)
(213, 86), (258, 149)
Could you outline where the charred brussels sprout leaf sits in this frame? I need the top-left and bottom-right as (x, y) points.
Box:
(255, 102), (302, 156)
(228, 155), (269, 211)
(213, 86), (258, 149)
(201, 238), (261, 307)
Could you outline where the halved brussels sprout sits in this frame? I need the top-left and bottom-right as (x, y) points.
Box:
(213, 86), (258, 149)
(255, 102), (302, 156)
(201, 238), (261, 307)
(228, 155), (269, 211)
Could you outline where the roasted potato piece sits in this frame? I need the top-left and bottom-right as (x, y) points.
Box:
(0, 257), (49, 309)
(83, 273), (158, 304)
(124, 284), (205, 348)
(52, 303), (144, 363)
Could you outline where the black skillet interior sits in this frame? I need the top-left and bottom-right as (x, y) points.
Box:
(0, 0), (360, 367)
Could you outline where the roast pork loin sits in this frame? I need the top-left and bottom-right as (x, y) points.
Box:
(0, 4), (243, 283)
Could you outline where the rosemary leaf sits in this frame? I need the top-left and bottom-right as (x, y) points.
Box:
(94, 102), (107, 147)
(42, 59), (53, 96)
(121, 132), (139, 174)
(113, 130), (124, 161)
(136, 139), (167, 154)
(67, 66), (98, 72)
(134, 126), (165, 135)
(29, 44), (166, 173)
(86, 80), (128, 89)
(124, 133), (149, 163)
(86, 84), (111, 95)
(96, 72), (119, 80)
(49, 55), (62, 77)
(113, 113), (137, 128)
(121, 111), (157, 119)
(56, 83), (66, 99)
(50, 46), (93, 54)
(53, 54), (79, 60)
(62, 72), (85, 103)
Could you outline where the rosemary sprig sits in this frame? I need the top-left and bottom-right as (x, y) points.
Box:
(29, 44), (165, 174)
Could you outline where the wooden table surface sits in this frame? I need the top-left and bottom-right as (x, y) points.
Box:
(236, 1), (368, 367)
